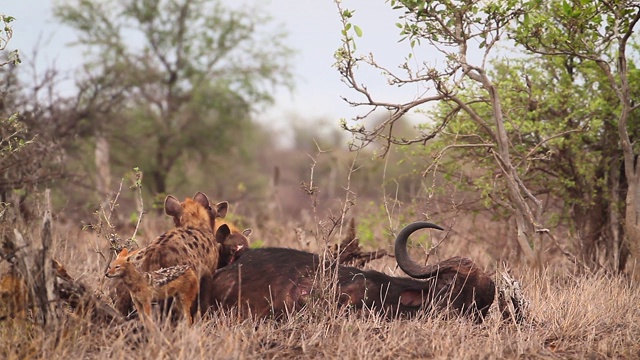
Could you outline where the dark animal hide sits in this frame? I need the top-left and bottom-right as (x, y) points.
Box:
(200, 222), (495, 322)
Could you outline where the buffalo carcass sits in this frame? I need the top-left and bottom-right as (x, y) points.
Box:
(200, 221), (495, 322)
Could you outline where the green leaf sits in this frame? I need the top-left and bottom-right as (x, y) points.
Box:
(561, 1), (572, 16)
(354, 25), (363, 37)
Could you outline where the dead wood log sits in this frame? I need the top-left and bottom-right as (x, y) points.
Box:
(8, 189), (57, 324)
(2, 190), (124, 325)
(52, 259), (124, 325)
(496, 266), (529, 324)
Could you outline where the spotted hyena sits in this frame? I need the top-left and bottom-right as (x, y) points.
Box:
(114, 192), (225, 316)
(171, 198), (250, 268)
(214, 220), (252, 268)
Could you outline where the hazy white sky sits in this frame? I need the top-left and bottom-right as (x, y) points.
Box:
(5, 1), (423, 136)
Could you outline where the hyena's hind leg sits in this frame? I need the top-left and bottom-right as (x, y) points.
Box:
(178, 269), (199, 324)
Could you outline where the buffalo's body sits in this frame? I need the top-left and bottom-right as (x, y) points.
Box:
(200, 248), (317, 318)
(200, 222), (495, 321)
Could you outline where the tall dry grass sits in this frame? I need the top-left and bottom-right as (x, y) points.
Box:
(2, 211), (640, 360)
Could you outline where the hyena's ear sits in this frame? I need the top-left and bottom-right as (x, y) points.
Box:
(215, 224), (231, 244)
(242, 228), (253, 237)
(192, 192), (210, 209)
(165, 195), (182, 217)
(215, 201), (229, 218)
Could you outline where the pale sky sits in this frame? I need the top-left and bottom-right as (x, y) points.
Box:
(4, 1), (426, 141)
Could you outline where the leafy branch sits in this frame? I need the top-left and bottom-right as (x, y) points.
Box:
(0, 14), (21, 66)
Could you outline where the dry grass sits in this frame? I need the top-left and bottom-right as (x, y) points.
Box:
(2, 215), (640, 360)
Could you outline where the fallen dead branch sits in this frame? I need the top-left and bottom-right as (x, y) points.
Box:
(496, 264), (530, 325)
(6, 190), (56, 324)
(52, 259), (124, 325)
(1, 189), (124, 325)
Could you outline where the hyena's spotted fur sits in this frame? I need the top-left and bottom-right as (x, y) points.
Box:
(129, 192), (227, 277)
(113, 192), (226, 316)
(172, 199), (250, 268)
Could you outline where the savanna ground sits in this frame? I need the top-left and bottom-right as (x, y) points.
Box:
(1, 194), (640, 360)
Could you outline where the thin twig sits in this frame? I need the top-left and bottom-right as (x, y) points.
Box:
(537, 228), (591, 273)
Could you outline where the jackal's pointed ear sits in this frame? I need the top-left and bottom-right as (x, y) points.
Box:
(193, 192), (210, 208)
(118, 248), (129, 258)
(215, 201), (228, 218)
(164, 195), (182, 217)
(242, 228), (253, 237)
(215, 224), (231, 244)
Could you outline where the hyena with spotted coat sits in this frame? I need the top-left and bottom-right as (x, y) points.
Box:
(214, 220), (252, 268)
(171, 199), (251, 268)
(113, 192), (228, 316)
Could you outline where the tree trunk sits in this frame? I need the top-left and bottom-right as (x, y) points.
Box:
(95, 133), (111, 206)
(612, 33), (640, 279)
(453, 65), (540, 262)
(151, 136), (170, 196)
(624, 170), (640, 279)
(487, 83), (538, 262)
(151, 169), (167, 196)
(11, 189), (56, 325)
(570, 170), (607, 271)
(609, 156), (626, 272)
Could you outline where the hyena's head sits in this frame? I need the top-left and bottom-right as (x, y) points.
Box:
(105, 248), (132, 278)
(165, 192), (227, 231)
(215, 223), (252, 267)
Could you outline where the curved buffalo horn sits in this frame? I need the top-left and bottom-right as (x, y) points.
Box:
(394, 221), (445, 279)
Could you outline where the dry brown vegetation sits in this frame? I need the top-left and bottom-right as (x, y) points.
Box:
(2, 201), (640, 360)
